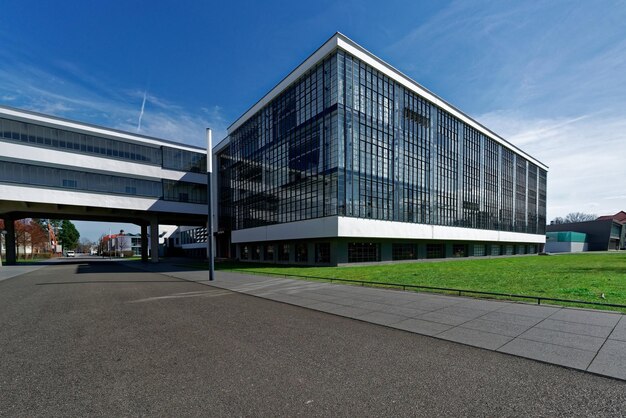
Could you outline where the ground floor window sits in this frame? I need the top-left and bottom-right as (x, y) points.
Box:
(529, 244), (536, 254)
(473, 244), (485, 257)
(504, 245), (514, 255)
(517, 245), (526, 255)
(490, 245), (500, 256)
(251, 244), (261, 260)
(278, 243), (290, 261)
(241, 245), (249, 260)
(392, 243), (417, 260)
(295, 243), (308, 262)
(452, 244), (467, 257)
(264, 244), (274, 261)
(426, 244), (444, 259)
(348, 242), (379, 263)
(315, 243), (330, 263)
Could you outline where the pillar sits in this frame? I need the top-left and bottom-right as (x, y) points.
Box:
(141, 224), (148, 262)
(150, 220), (159, 263)
(5, 217), (16, 265)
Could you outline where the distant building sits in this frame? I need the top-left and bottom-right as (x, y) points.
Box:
(546, 212), (626, 252)
(545, 231), (588, 253)
(101, 232), (143, 257)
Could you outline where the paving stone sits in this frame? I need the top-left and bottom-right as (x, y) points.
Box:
(295, 299), (337, 309)
(350, 301), (392, 311)
(460, 318), (532, 338)
(319, 305), (373, 319)
(402, 300), (460, 312)
(417, 311), (471, 326)
(437, 326), (512, 350)
(481, 311), (544, 327)
(498, 338), (596, 370)
(536, 319), (614, 339)
(518, 327), (606, 352)
(497, 303), (560, 318)
(455, 299), (510, 311)
(266, 294), (309, 305)
(608, 316), (626, 342)
(378, 305), (429, 318)
(587, 340), (626, 380)
(390, 318), (453, 336)
(354, 311), (407, 326)
(548, 309), (621, 327)
(436, 306), (491, 320)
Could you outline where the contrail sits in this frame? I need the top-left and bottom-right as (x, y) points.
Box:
(137, 90), (147, 131)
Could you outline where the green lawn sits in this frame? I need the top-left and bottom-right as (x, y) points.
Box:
(214, 253), (626, 310)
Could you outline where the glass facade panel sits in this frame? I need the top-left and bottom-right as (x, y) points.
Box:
(278, 243), (290, 261)
(473, 244), (485, 257)
(348, 242), (379, 262)
(0, 117), (205, 171)
(220, 50), (546, 237)
(315, 243), (330, 263)
(162, 146), (207, 172)
(426, 244), (444, 259)
(392, 243), (417, 260)
(0, 160), (204, 203)
(264, 244), (275, 261)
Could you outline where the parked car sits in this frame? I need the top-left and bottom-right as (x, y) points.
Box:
(66, 251), (75, 257)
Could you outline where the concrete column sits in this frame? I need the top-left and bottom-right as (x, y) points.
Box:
(150, 220), (159, 263)
(5, 218), (16, 265)
(335, 240), (348, 264)
(307, 242), (315, 265)
(417, 243), (427, 259)
(380, 241), (392, 262)
(288, 243), (295, 264)
(140, 224), (148, 262)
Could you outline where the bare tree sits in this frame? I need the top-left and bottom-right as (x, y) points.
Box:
(551, 217), (565, 224)
(564, 212), (597, 223)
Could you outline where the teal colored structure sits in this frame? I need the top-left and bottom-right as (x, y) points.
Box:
(545, 231), (588, 253)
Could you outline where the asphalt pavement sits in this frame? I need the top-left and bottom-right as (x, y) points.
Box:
(1, 260), (625, 416)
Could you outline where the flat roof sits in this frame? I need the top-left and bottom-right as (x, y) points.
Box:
(0, 104), (205, 153)
(226, 32), (547, 170)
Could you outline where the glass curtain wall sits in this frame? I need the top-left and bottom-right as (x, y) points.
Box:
(228, 54), (339, 229)
(224, 49), (546, 235)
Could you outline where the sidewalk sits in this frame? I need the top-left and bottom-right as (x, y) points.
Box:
(131, 262), (626, 382)
(0, 264), (46, 282)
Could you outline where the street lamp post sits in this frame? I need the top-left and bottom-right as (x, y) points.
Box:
(207, 128), (215, 281)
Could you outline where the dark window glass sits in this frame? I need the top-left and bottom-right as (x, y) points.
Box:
(315, 243), (330, 263)
(0, 160), (161, 198)
(264, 244), (275, 261)
(392, 243), (417, 260)
(278, 243), (290, 261)
(348, 242), (379, 262)
(251, 244), (261, 260)
(426, 244), (444, 259)
(295, 243), (308, 262)
(452, 244), (467, 257)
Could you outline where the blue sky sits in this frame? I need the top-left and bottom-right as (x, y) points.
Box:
(1, 0), (625, 241)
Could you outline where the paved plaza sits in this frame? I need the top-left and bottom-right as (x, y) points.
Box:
(132, 261), (626, 382)
(1, 259), (625, 416)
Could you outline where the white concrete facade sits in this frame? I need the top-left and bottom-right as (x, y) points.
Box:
(232, 217), (545, 245)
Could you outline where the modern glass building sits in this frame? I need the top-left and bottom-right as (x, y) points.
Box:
(0, 105), (208, 264)
(214, 33), (548, 265)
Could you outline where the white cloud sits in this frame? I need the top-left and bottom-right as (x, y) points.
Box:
(0, 58), (227, 148)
